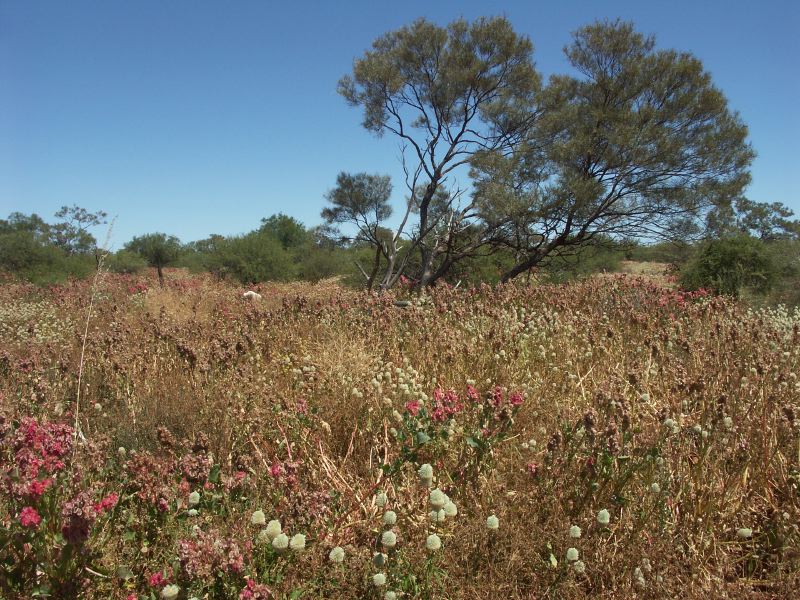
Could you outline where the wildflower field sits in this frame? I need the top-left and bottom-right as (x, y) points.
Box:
(1, 271), (799, 599)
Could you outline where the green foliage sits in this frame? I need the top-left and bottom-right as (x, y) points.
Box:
(541, 241), (625, 283)
(339, 16), (540, 288)
(680, 235), (778, 296)
(628, 241), (692, 264)
(124, 233), (182, 269)
(124, 233), (182, 284)
(0, 229), (94, 285)
(322, 172), (392, 236)
(296, 248), (347, 282)
(107, 250), (148, 274)
(210, 232), (295, 284)
(706, 198), (800, 241)
(472, 19), (754, 282)
(50, 204), (108, 254)
(259, 214), (309, 250)
(757, 239), (800, 306)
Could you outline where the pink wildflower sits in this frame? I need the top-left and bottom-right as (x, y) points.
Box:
(405, 400), (421, 416)
(26, 478), (53, 498)
(94, 492), (119, 514)
(491, 386), (504, 408)
(19, 506), (41, 528)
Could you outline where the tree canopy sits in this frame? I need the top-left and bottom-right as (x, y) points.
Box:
(125, 233), (182, 285)
(339, 16), (540, 288)
(340, 18), (755, 285)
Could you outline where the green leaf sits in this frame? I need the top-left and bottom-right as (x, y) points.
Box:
(116, 565), (134, 580)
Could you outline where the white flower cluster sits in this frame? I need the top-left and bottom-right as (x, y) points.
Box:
(253, 514), (305, 555)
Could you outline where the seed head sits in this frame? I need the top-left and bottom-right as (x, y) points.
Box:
(566, 547), (579, 561)
(272, 533), (289, 553)
(160, 585), (180, 600)
(290, 533), (306, 552)
(418, 463), (433, 486)
(429, 509), (446, 523)
(329, 546), (345, 563)
(429, 488), (447, 510)
(264, 519), (282, 540)
(426, 533), (442, 552)
(381, 530), (397, 548)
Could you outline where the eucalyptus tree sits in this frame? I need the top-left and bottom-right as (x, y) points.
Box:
(50, 205), (108, 255)
(125, 233), (182, 286)
(705, 198), (799, 241)
(322, 172), (393, 290)
(339, 16), (540, 289)
(471, 20), (754, 281)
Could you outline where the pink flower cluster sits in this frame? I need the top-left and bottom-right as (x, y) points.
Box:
(240, 577), (273, 599)
(4, 418), (73, 500)
(61, 490), (104, 545)
(430, 388), (464, 423)
(19, 506), (42, 528)
(149, 571), (169, 588)
(178, 529), (247, 581)
(658, 288), (710, 308)
(489, 386), (523, 409)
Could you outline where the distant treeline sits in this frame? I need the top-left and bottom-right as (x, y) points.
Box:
(2, 205), (799, 306)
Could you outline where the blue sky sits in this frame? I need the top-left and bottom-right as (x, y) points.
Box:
(1, 0), (798, 246)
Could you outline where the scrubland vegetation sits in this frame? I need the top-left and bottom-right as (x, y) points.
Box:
(1, 271), (799, 598)
(2, 13), (800, 600)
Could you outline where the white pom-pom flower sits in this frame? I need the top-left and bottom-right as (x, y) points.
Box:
(329, 546), (345, 563)
(426, 534), (442, 552)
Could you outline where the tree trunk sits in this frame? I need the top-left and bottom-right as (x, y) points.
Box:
(366, 244), (382, 291)
(157, 265), (165, 287)
(500, 252), (544, 283)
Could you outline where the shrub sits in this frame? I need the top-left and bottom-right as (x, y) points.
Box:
(210, 232), (295, 283)
(680, 235), (778, 296)
(107, 250), (148, 274)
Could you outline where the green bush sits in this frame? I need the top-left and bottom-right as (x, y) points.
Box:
(680, 235), (778, 297)
(107, 250), (148, 274)
(542, 241), (624, 283)
(297, 246), (348, 282)
(0, 231), (94, 284)
(210, 232), (295, 283)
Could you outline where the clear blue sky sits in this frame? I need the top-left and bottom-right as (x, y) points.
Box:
(1, 0), (798, 246)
